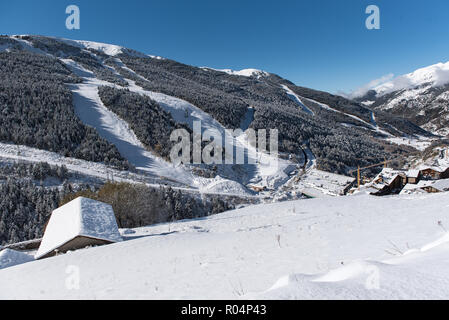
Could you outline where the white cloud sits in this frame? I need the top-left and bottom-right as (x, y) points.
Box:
(434, 67), (449, 87)
(343, 73), (394, 99)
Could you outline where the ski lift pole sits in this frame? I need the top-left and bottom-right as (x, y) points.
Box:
(357, 166), (360, 189)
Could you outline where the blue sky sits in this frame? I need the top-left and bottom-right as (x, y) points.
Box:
(1, 0), (449, 94)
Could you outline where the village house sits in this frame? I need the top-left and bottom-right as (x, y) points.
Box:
(416, 165), (449, 180)
(442, 167), (449, 179)
(369, 168), (406, 196)
(35, 197), (122, 260)
(405, 170), (420, 184)
(419, 167), (443, 180)
(401, 178), (449, 195)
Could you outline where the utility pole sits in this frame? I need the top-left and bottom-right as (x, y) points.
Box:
(357, 166), (361, 189)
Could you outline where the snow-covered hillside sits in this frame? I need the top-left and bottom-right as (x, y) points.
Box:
(54, 45), (294, 193)
(1, 192), (449, 299)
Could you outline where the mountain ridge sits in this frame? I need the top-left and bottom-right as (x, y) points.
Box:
(353, 61), (449, 137)
(0, 34), (434, 175)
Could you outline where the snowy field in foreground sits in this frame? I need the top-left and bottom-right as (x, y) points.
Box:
(1, 193), (449, 299)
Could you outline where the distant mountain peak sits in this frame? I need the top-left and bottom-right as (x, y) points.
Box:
(201, 67), (270, 79)
(352, 61), (449, 100)
(353, 60), (449, 136)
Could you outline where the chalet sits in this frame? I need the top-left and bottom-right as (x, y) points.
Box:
(35, 197), (122, 260)
(405, 170), (420, 184)
(400, 178), (449, 195)
(371, 174), (404, 196)
(421, 179), (449, 193)
(369, 168), (405, 196)
(296, 169), (355, 197)
(441, 167), (449, 179)
(419, 168), (442, 180)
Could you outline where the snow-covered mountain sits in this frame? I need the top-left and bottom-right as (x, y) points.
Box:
(0, 34), (441, 248)
(354, 61), (449, 137)
(1, 34), (449, 300)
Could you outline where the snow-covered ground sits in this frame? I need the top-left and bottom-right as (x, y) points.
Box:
(1, 192), (449, 299)
(257, 233), (449, 299)
(0, 141), (261, 200)
(386, 135), (434, 152)
(0, 141), (193, 188)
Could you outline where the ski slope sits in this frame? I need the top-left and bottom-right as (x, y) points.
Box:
(61, 58), (195, 186)
(304, 96), (393, 136)
(302, 96), (432, 148)
(282, 85), (314, 116)
(62, 56), (288, 192)
(1, 192), (448, 299)
(115, 59), (297, 188)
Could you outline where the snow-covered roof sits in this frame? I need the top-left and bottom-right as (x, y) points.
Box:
(400, 178), (449, 194)
(399, 185), (420, 195)
(373, 168), (404, 185)
(429, 179), (449, 191)
(35, 197), (122, 259)
(406, 170), (420, 178)
(296, 169), (355, 197)
(417, 164), (449, 173)
(351, 186), (380, 196)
